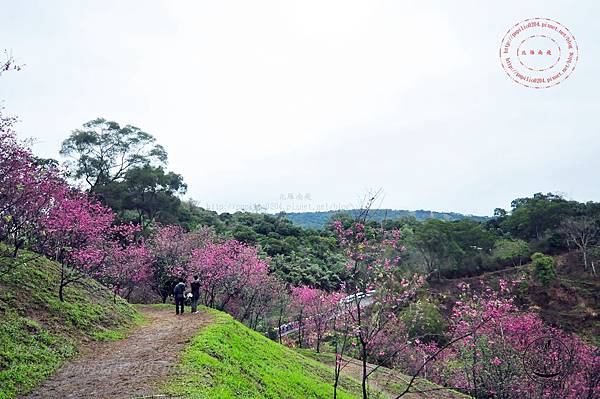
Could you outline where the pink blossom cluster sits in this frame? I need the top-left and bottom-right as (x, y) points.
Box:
(0, 125), (67, 257)
(187, 239), (274, 318)
(288, 286), (344, 351)
(404, 281), (600, 398)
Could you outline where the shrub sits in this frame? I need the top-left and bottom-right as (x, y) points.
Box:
(401, 299), (446, 342)
(531, 252), (556, 286)
(492, 238), (530, 267)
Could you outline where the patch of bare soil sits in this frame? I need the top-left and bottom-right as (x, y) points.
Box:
(23, 306), (212, 399)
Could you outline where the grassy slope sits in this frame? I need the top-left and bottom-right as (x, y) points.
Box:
(301, 351), (470, 399)
(164, 308), (365, 399)
(0, 246), (140, 399)
(164, 308), (468, 399)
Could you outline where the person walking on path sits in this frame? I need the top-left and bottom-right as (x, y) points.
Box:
(173, 278), (186, 315)
(190, 275), (201, 314)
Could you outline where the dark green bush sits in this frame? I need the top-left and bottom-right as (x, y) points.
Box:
(531, 252), (557, 286)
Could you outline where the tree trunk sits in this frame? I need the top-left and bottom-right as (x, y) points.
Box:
(124, 287), (134, 301)
(334, 361), (341, 399)
(361, 344), (368, 399)
(252, 313), (261, 330)
(297, 314), (303, 349)
(59, 282), (65, 302)
(59, 265), (66, 302)
(333, 377), (339, 399)
(277, 308), (284, 344)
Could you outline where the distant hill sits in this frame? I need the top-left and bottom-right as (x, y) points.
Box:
(283, 209), (489, 229)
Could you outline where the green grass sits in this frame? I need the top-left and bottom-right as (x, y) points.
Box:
(299, 350), (471, 399)
(164, 308), (363, 399)
(89, 328), (125, 341)
(0, 245), (140, 398)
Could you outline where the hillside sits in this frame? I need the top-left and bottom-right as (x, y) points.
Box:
(429, 252), (600, 345)
(163, 308), (468, 399)
(523, 253), (600, 343)
(0, 248), (467, 399)
(283, 209), (488, 229)
(0, 247), (140, 398)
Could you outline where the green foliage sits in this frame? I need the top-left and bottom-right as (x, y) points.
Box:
(400, 299), (446, 341)
(61, 118), (167, 190)
(492, 238), (530, 266)
(176, 193), (600, 284)
(103, 165), (187, 228)
(182, 210), (347, 291)
(61, 118), (189, 231)
(0, 246), (139, 398)
(232, 224), (259, 244)
(531, 252), (557, 286)
(89, 329), (125, 341)
(412, 219), (465, 277)
(270, 253), (347, 291)
(499, 193), (580, 252)
(178, 202), (227, 232)
(164, 308), (361, 399)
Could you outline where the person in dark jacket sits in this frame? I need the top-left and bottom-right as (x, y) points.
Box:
(190, 275), (201, 314)
(173, 278), (186, 315)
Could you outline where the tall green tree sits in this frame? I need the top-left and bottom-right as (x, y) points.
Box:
(106, 165), (187, 229)
(60, 118), (167, 191)
(501, 193), (576, 242)
(412, 219), (464, 278)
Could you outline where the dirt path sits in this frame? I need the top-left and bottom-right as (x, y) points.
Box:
(23, 306), (212, 399)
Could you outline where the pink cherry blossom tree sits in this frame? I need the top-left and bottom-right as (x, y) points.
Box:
(226, 271), (281, 330)
(0, 127), (66, 259)
(37, 190), (115, 301)
(99, 224), (153, 302)
(391, 281), (600, 399)
(330, 197), (426, 399)
(289, 286), (344, 352)
(147, 224), (212, 302)
(188, 239), (270, 312)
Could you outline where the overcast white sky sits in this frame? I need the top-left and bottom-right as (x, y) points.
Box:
(1, 1), (599, 216)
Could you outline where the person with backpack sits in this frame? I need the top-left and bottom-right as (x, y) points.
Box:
(173, 278), (186, 315)
(190, 275), (201, 314)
